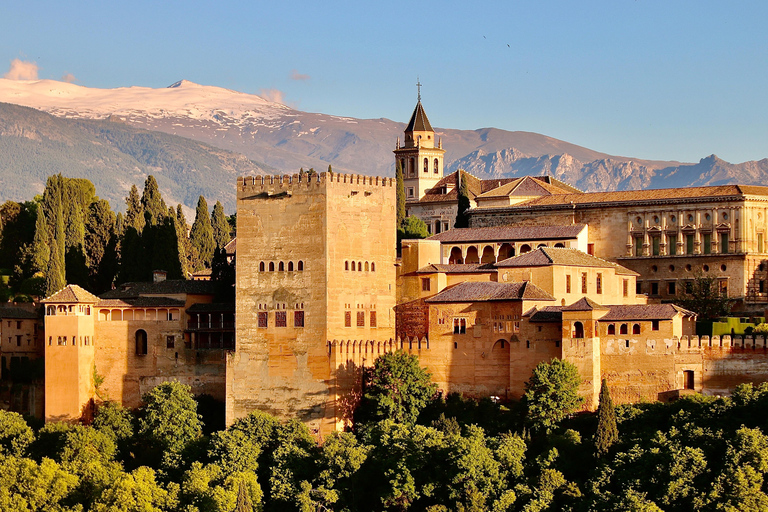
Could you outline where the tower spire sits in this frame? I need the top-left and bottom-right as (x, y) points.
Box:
(416, 77), (422, 102)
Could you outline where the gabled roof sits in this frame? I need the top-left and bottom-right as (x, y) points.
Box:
(425, 281), (554, 303)
(405, 101), (434, 132)
(496, 247), (639, 276)
(561, 297), (609, 311)
(224, 237), (236, 256)
(428, 225), (586, 243)
(42, 284), (100, 304)
(600, 304), (695, 321)
(475, 176), (574, 199)
(415, 263), (496, 274)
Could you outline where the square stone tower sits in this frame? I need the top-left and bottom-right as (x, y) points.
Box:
(228, 172), (396, 435)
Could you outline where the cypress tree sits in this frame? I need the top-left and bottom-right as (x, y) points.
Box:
(125, 184), (145, 233)
(454, 170), (471, 229)
(177, 204), (198, 275)
(30, 208), (50, 274)
(150, 214), (183, 280)
(211, 201), (230, 250)
(141, 175), (167, 227)
(52, 197), (66, 274)
(64, 200), (86, 252)
(396, 161), (406, 228)
(327, 164), (333, 174)
(594, 378), (618, 457)
(190, 196), (215, 269)
(44, 241), (65, 297)
(234, 480), (253, 512)
(85, 199), (117, 289)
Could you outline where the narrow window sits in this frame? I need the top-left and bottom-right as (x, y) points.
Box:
(358, 262), (362, 271)
(566, 275), (571, 293)
(294, 311), (304, 328)
(651, 282), (659, 296)
(434, 158), (439, 174)
(297, 261), (304, 271)
(596, 273), (603, 294)
(759, 233), (764, 253)
(345, 261), (349, 271)
(703, 234), (711, 254)
(269, 262), (275, 271)
(719, 280), (728, 296)
(588, 243), (595, 256)
(135, 330), (148, 356)
(423, 157), (429, 173)
(652, 320), (659, 331)
(668, 234), (677, 255)
(258, 312), (268, 328)
(720, 233), (729, 254)
(357, 311), (365, 327)
(275, 311), (287, 327)
(633, 324), (641, 335)
(260, 261), (265, 272)
(635, 236), (643, 256)
(345, 311), (351, 327)
(288, 261), (294, 271)
(761, 280), (766, 293)
(623, 279), (629, 297)
(573, 322), (584, 339)
(636, 281), (643, 294)
(278, 261), (285, 272)
(421, 278), (431, 291)
(371, 262), (375, 272)
(668, 281), (676, 295)
(581, 272), (588, 294)
(370, 311), (377, 328)
(620, 324), (628, 335)
(351, 261), (356, 271)
(166, 335), (175, 349)
(683, 370), (695, 389)
(652, 236), (660, 256)
(608, 324), (616, 335)
(365, 262), (369, 271)
(686, 234), (694, 254)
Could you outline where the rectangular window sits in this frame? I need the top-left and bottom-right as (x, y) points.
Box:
(703, 233), (711, 254)
(635, 236), (643, 257)
(636, 281), (643, 295)
(407, 187), (415, 198)
(581, 272), (588, 294)
(258, 312), (268, 328)
(166, 335), (175, 349)
(16, 321), (21, 329)
(566, 275), (571, 293)
(759, 233), (764, 253)
(421, 278), (431, 291)
(357, 311), (365, 327)
(587, 243), (595, 256)
(453, 318), (466, 334)
(719, 280), (728, 296)
(370, 311), (377, 328)
(345, 311), (351, 328)
(721, 233), (729, 254)
(652, 320), (660, 331)
(686, 234), (695, 255)
(668, 281), (676, 295)
(514, 321), (520, 332)
(16, 335), (21, 347)
(685, 280), (693, 294)
(668, 234), (677, 255)
(652, 236), (660, 256)
(651, 282), (659, 296)
(442, 222), (449, 232)
(294, 311), (304, 328)
(596, 273), (603, 294)
(623, 279), (629, 297)
(275, 311), (287, 327)
(761, 280), (766, 293)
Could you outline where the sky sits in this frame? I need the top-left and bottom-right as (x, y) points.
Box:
(0, 1), (766, 164)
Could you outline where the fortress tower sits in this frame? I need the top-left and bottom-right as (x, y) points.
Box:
(394, 84), (445, 203)
(228, 172), (396, 435)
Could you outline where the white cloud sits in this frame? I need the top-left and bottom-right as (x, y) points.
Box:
(61, 73), (76, 83)
(4, 58), (39, 80)
(259, 88), (285, 104)
(290, 69), (310, 81)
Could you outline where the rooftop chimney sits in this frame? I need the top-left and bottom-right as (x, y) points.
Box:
(153, 270), (167, 283)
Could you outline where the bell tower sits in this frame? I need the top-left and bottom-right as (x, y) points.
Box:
(394, 81), (445, 203)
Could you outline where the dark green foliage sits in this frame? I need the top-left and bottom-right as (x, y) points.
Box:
(190, 196), (215, 269)
(676, 271), (734, 319)
(227, 213), (237, 239)
(45, 239), (66, 296)
(454, 169), (471, 229)
(86, 200), (119, 293)
(523, 359), (583, 434)
(0, 410), (35, 456)
(397, 215), (430, 256)
(0, 201), (36, 271)
(141, 175), (167, 227)
(211, 200), (230, 250)
(30, 207), (49, 274)
(396, 161), (406, 228)
(594, 378), (618, 457)
(65, 245), (90, 288)
(125, 184), (145, 232)
(357, 351), (437, 426)
(211, 247), (235, 302)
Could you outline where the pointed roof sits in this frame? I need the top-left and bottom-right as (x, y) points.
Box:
(561, 297), (608, 311)
(405, 101), (434, 133)
(42, 284), (100, 304)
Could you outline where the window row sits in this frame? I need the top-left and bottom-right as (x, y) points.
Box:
(606, 321), (659, 336)
(635, 233), (730, 257)
(98, 309), (180, 322)
(398, 157), (441, 178)
(564, 273), (605, 295)
(258, 261), (304, 272)
(344, 261), (376, 272)
(48, 335), (91, 346)
(638, 279), (729, 297)
(258, 303), (304, 310)
(46, 305), (92, 316)
(344, 311), (377, 328)
(257, 311), (305, 328)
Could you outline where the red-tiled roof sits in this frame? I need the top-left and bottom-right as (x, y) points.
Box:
(428, 225), (586, 243)
(42, 285), (100, 304)
(224, 238), (236, 255)
(425, 281), (554, 303)
(523, 306), (564, 322)
(496, 247), (638, 276)
(600, 304), (695, 321)
(562, 297), (608, 311)
(101, 280), (216, 299)
(415, 263), (496, 274)
(96, 297), (186, 308)
(0, 306), (38, 319)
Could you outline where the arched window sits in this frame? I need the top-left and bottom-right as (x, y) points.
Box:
(259, 261), (265, 272)
(633, 324), (641, 335)
(573, 321), (584, 339)
(620, 324), (628, 335)
(371, 262), (375, 272)
(288, 261), (294, 271)
(481, 246), (495, 264)
(519, 244), (532, 254)
(269, 262), (275, 271)
(46, 305), (56, 316)
(423, 157), (429, 173)
(434, 158), (439, 174)
(449, 247), (463, 264)
(278, 261), (285, 272)
(135, 330), (148, 356)
(351, 261), (356, 271)
(409, 158), (415, 177)
(365, 262), (369, 271)
(554, 242), (565, 248)
(608, 324), (616, 335)
(358, 262), (362, 271)
(297, 261), (304, 271)
(345, 261), (349, 271)
(465, 246), (479, 264)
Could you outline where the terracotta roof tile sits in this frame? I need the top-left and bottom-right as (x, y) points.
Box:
(562, 297), (608, 311)
(496, 247), (639, 275)
(101, 280), (216, 299)
(0, 306), (38, 319)
(523, 305), (564, 322)
(96, 297), (186, 308)
(224, 238), (236, 255)
(42, 284), (100, 304)
(426, 281), (554, 303)
(428, 225), (586, 243)
(415, 263), (496, 274)
(600, 304), (695, 321)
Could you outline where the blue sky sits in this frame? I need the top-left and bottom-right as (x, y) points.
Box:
(1, 1), (766, 164)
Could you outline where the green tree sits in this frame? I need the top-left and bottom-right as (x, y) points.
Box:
(523, 359), (583, 434)
(0, 410), (35, 456)
(86, 200), (119, 292)
(396, 161), (406, 228)
(190, 196), (215, 269)
(0, 455), (79, 511)
(594, 379), (618, 457)
(141, 175), (167, 227)
(211, 201), (230, 250)
(91, 466), (178, 512)
(124, 184), (145, 233)
(359, 351), (437, 425)
(676, 271), (733, 319)
(45, 238), (66, 297)
(454, 170), (471, 229)
(398, 215), (429, 242)
(30, 207), (50, 274)
(176, 204), (197, 276)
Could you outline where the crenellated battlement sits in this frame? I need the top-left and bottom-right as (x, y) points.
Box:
(238, 172), (395, 197)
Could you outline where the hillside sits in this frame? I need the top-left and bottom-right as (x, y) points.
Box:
(0, 102), (268, 212)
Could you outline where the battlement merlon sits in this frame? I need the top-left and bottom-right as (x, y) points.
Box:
(237, 172), (395, 199)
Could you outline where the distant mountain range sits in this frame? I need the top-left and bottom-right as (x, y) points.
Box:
(0, 78), (766, 212)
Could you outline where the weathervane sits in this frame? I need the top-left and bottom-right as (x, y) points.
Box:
(416, 77), (422, 102)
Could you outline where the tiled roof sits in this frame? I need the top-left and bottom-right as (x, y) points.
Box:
(0, 306), (38, 319)
(562, 297), (609, 311)
(187, 302), (235, 313)
(405, 101), (434, 132)
(96, 297), (186, 308)
(415, 263), (495, 274)
(418, 172), (578, 205)
(101, 280), (216, 299)
(496, 247), (639, 276)
(428, 225), (586, 243)
(600, 304), (695, 321)
(523, 306), (564, 323)
(192, 269), (212, 277)
(42, 284), (100, 304)
(425, 281), (554, 303)
(224, 238), (236, 255)
(475, 176), (574, 199)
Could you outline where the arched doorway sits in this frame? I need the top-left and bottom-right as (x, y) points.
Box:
(465, 246), (480, 264)
(449, 247), (463, 264)
(498, 243), (515, 261)
(573, 322), (584, 339)
(135, 330), (148, 356)
(480, 246), (496, 264)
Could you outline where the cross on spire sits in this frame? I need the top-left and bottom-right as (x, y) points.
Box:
(416, 77), (422, 102)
